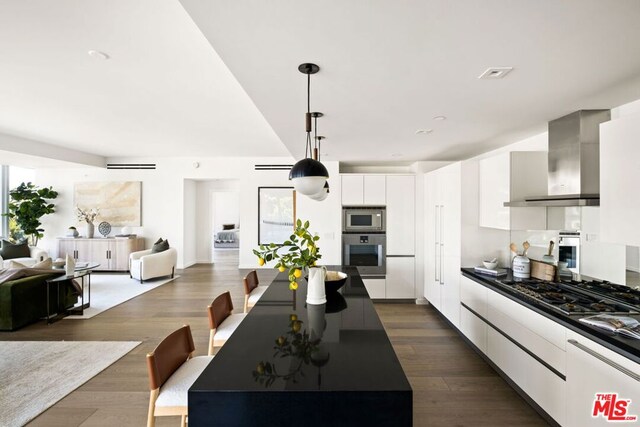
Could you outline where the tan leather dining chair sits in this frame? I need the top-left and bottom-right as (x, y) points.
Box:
(207, 291), (247, 355)
(243, 270), (268, 313)
(146, 325), (213, 427)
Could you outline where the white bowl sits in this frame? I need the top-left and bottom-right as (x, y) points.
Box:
(483, 261), (498, 270)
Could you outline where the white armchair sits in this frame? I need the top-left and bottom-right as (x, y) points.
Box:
(129, 248), (177, 283)
(1, 246), (49, 269)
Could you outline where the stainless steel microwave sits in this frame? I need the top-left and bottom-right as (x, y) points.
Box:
(343, 208), (385, 233)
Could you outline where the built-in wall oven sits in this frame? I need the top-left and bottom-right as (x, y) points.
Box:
(343, 207), (385, 233)
(558, 231), (580, 273)
(342, 233), (386, 275)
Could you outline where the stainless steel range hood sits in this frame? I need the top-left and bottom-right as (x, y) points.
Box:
(505, 110), (610, 207)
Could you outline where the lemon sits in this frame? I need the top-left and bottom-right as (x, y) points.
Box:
(256, 362), (265, 375)
(276, 336), (286, 346)
(258, 258), (265, 266)
(289, 281), (298, 291)
(278, 265), (286, 272)
(292, 320), (302, 333)
(293, 269), (302, 278)
(290, 314), (298, 321)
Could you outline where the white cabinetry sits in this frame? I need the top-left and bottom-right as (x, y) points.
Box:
(362, 277), (386, 299)
(566, 330), (640, 426)
(460, 276), (488, 353)
(424, 163), (461, 327)
(478, 151), (547, 230)
(386, 175), (415, 255)
(386, 257), (415, 299)
(600, 112), (640, 247)
(340, 175), (386, 205)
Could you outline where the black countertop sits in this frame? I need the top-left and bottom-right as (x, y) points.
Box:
(189, 266), (412, 426)
(461, 268), (640, 364)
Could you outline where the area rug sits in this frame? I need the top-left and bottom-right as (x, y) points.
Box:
(64, 273), (178, 319)
(0, 341), (140, 427)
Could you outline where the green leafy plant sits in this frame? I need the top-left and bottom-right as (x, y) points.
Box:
(5, 182), (58, 246)
(253, 219), (321, 291)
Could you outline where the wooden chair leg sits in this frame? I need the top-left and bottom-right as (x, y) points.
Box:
(243, 295), (249, 313)
(208, 329), (216, 356)
(181, 414), (187, 427)
(147, 389), (159, 427)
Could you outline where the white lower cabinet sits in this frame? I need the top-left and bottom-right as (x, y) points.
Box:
(566, 330), (640, 426)
(386, 257), (415, 299)
(362, 278), (386, 299)
(460, 305), (487, 354)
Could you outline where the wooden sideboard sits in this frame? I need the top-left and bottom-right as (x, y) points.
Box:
(57, 237), (145, 271)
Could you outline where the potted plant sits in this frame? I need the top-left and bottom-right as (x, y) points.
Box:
(4, 182), (58, 246)
(253, 219), (325, 303)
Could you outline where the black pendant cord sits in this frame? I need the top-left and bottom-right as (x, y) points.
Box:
(305, 73), (312, 159)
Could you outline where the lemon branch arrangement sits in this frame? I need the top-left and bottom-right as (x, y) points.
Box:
(253, 219), (321, 291)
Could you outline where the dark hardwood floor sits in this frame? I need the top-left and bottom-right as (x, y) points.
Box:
(1, 250), (548, 426)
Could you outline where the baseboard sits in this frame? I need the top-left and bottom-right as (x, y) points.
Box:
(627, 267), (640, 273)
(196, 259), (213, 264)
(415, 297), (429, 305)
(181, 261), (197, 269)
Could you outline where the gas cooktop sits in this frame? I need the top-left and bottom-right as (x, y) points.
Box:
(495, 278), (640, 316)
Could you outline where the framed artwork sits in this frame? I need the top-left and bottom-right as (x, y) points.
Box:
(258, 187), (296, 245)
(74, 181), (142, 226)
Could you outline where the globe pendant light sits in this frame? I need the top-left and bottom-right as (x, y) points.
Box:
(289, 63), (329, 196)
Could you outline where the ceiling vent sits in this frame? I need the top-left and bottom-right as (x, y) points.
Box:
(478, 67), (513, 79)
(106, 163), (156, 170)
(254, 164), (293, 171)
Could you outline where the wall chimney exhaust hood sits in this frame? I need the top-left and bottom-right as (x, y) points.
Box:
(504, 110), (610, 208)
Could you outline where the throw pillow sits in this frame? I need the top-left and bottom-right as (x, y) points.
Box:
(8, 260), (27, 269)
(31, 258), (52, 269)
(152, 239), (170, 253)
(223, 224), (235, 230)
(0, 240), (30, 260)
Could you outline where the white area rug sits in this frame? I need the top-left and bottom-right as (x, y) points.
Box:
(0, 341), (140, 427)
(64, 274), (178, 319)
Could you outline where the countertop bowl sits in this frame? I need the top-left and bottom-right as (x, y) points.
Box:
(483, 261), (498, 270)
(307, 271), (348, 294)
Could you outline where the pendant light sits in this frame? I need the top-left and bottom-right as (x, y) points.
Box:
(289, 63), (329, 196)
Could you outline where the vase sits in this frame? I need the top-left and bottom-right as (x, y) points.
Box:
(86, 223), (95, 238)
(306, 266), (327, 305)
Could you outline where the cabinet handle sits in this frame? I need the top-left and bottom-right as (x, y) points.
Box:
(434, 204), (440, 282)
(567, 339), (640, 382)
(440, 205), (444, 285)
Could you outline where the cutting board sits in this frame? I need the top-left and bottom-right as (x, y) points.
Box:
(530, 259), (557, 281)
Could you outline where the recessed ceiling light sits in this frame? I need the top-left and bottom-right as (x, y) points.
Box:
(415, 129), (433, 135)
(478, 67), (513, 79)
(88, 50), (110, 60)
(433, 115), (447, 121)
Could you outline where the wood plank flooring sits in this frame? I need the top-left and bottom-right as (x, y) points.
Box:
(1, 250), (548, 426)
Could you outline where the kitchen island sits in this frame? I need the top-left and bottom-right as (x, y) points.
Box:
(189, 266), (412, 427)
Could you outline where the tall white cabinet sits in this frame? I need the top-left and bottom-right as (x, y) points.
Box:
(424, 163), (461, 327)
(600, 112), (640, 247)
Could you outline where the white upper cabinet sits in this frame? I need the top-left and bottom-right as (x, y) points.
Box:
(386, 175), (415, 255)
(341, 175), (386, 205)
(341, 175), (364, 205)
(478, 151), (547, 230)
(363, 175), (386, 205)
(600, 112), (640, 247)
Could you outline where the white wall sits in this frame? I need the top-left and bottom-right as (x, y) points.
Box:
(34, 156), (341, 270)
(213, 192), (240, 232)
(183, 179), (197, 268)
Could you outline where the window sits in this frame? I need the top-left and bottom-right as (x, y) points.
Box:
(0, 165), (36, 239)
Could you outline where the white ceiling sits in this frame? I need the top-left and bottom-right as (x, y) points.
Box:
(0, 0), (288, 158)
(180, 0), (640, 162)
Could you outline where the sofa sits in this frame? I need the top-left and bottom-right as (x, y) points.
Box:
(0, 273), (78, 331)
(0, 246), (50, 269)
(129, 248), (177, 283)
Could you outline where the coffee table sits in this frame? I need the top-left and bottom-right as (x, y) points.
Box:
(46, 263), (100, 323)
